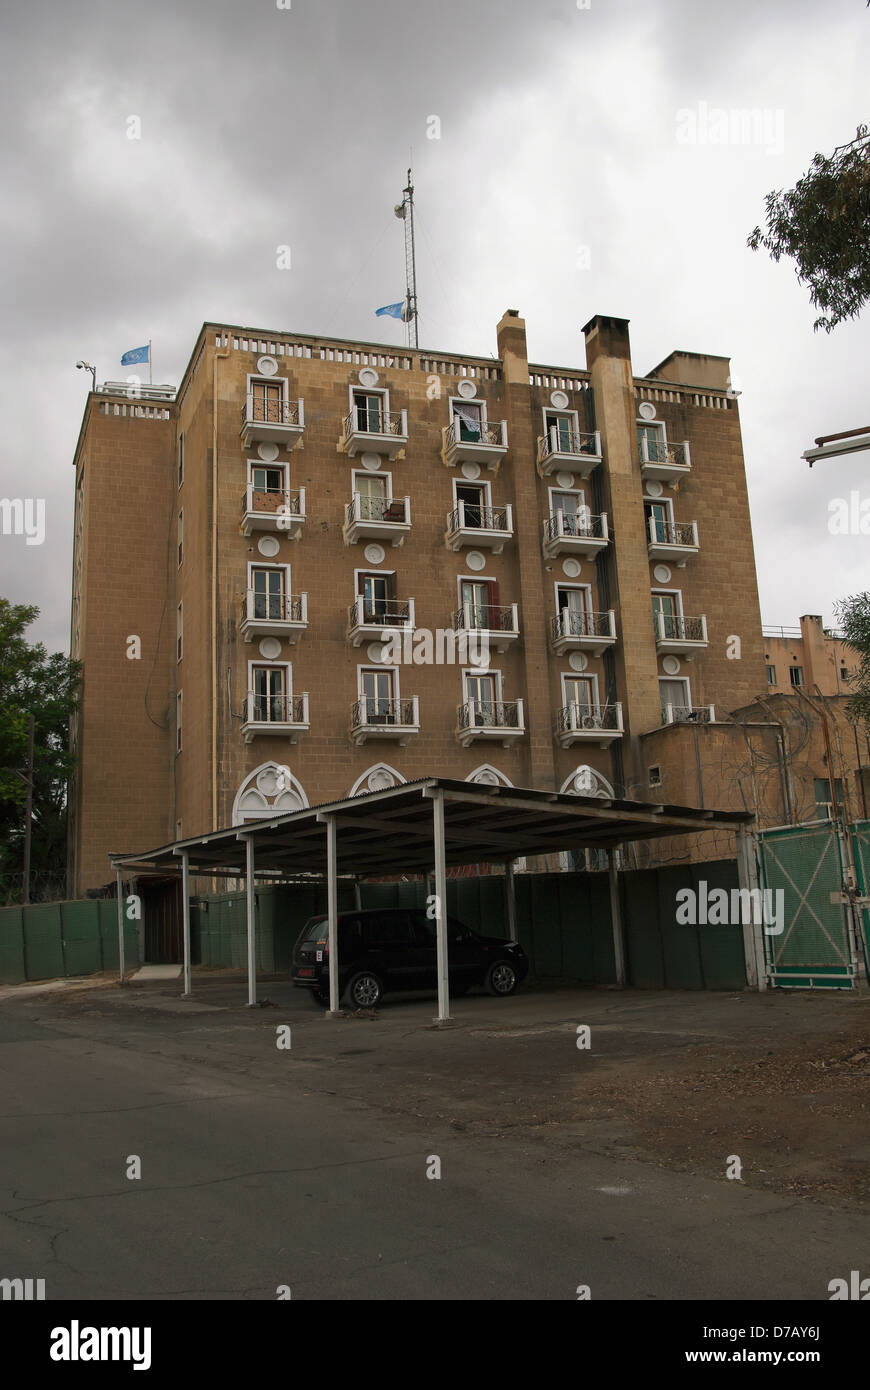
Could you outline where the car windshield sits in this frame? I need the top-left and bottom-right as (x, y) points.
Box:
(300, 917), (327, 941)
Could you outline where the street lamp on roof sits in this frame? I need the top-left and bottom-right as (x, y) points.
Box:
(76, 361), (96, 391)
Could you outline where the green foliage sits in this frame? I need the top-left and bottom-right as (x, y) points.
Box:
(0, 599), (81, 902)
(835, 592), (870, 727)
(748, 125), (870, 332)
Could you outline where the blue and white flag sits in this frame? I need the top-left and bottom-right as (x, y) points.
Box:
(375, 302), (404, 320)
(121, 344), (150, 366)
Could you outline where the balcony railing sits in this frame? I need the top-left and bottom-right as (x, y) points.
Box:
(647, 518), (698, 558)
(343, 409), (408, 457)
(241, 484), (305, 537)
(445, 501), (513, 552)
(242, 691), (309, 743)
(239, 590), (308, 643)
(550, 607), (617, 657)
(240, 397), (304, 447)
(536, 428), (602, 477)
(442, 419), (508, 470)
(452, 603), (519, 651)
(639, 436), (691, 480)
(661, 704), (715, 726)
(457, 698), (525, 746)
(555, 702), (624, 745)
(343, 493), (411, 546)
(542, 510), (609, 557)
(348, 596), (415, 644)
(654, 613), (707, 643)
(350, 696), (420, 744)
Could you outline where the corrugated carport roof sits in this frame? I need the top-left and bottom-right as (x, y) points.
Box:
(110, 777), (753, 879)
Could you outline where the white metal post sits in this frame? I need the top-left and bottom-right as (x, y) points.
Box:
(116, 869), (125, 984)
(505, 859), (518, 943)
(432, 788), (450, 1022)
(245, 836), (257, 1006)
(181, 850), (192, 998)
(608, 850), (626, 986)
(326, 814), (340, 1013)
(736, 826), (766, 991)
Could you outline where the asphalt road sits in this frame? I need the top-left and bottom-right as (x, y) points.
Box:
(0, 977), (867, 1300)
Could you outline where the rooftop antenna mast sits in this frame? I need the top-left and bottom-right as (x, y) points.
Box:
(394, 168), (419, 349)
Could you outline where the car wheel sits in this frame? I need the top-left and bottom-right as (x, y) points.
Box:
(485, 960), (518, 996)
(346, 971), (383, 1009)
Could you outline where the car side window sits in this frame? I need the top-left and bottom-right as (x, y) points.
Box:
(363, 913), (410, 947)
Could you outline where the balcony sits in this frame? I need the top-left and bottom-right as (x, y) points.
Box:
(240, 397), (304, 450)
(343, 494), (411, 548)
(442, 419), (508, 471)
(661, 703), (716, 727)
(457, 698), (525, 748)
(240, 485), (305, 539)
(536, 428), (602, 479)
(550, 609), (617, 658)
(647, 518), (699, 565)
(241, 692), (309, 745)
(347, 596), (415, 647)
(639, 436), (691, 485)
(555, 702), (624, 748)
(239, 591), (308, 644)
(343, 409), (408, 459)
(453, 602), (520, 655)
(445, 501), (513, 554)
(351, 696), (420, 746)
(654, 612), (708, 658)
(542, 510), (609, 560)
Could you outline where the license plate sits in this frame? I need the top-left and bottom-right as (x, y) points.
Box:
(316, 950), (323, 962)
(298, 968), (313, 977)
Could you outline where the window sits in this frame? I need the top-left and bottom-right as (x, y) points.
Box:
(452, 400), (483, 441)
(251, 566), (286, 620)
(841, 666), (849, 681)
(358, 570), (396, 622)
(176, 691), (182, 753)
(789, 665), (803, 687)
(177, 510), (183, 567)
(550, 490), (590, 536)
(555, 584), (592, 637)
(177, 433), (184, 488)
(460, 577), (499, 629)
(766, 664), (777, 685)
(251, 379), (284, 423)
(649, 765), (662, 787)
(251, 464), (284, 494)
(176, 603), (183, 662)
(637, 421), (665, 462)
(361, 667), (396, 722)
(659, 676), (691, 720)
(644, 499), (673, 543)
(455, 481), (487, 528)
(544, 411), (576, 451)
(814, 778), (844, 817)
(563, 674), (596, 716)
(252, 664), (288, 723)
(652, 590), (682, 639)
(353, 391), (384, 433)
(353, 470), (389, 521)
(464, 670), (503, 725)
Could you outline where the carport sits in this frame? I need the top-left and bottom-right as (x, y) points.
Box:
(109, 778), (758, 1020)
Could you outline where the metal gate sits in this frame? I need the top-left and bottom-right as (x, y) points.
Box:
(850, 820), (870, 977)
(756, 822), (857, 989)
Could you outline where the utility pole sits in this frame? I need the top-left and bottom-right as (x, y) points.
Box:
(22, 714), (34, 905)
(394, 170), (419, 349)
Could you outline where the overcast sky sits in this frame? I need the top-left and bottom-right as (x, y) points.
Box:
(1, 0), (868, 655)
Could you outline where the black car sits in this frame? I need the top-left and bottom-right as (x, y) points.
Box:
(291, 906), (528, 1008)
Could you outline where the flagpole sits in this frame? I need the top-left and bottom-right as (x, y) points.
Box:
(148, 340), (152, 385)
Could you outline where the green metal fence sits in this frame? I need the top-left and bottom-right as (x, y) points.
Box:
(0, 900), (138, 985)
(757, 822), (857, 989)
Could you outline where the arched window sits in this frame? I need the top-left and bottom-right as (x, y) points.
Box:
(348, 763), (406, 797)
(231, 762), (309, 825)
(560, 766), (615, 798)
(465, 763), (513, 788)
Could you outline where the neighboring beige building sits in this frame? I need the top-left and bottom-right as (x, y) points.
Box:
(763, 614), (857, 697)
(67, 310), (769, 895)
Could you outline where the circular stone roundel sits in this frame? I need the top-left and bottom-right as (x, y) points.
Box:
(457, 380), (477, 399)
(662, 656), (682, 676)
(645, 480), (664, 499)
(366, 642), (386, 664)
(562, 558), (582, 579)
(257, 442), (280, 462)
(568, 651), (589, 672)
(258, 535), (281, 557)
(257, 356), (278, 377)
(368, 768), (397, 791)
(361, 453), (381, 471)
(258, 637), (282, 660)
(556, 471), (575, 490)
(359, 368), (379, 388)
(461, 461), (481, 481)
(550, 390), (569, 410)
(466, 551), (486, 572)
(653, 564), (672, 584)
(364, 543), (385, 565)
(638, 401), (657, 421)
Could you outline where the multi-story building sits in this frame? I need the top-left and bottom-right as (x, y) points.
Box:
(763, 614), (857, 696)
(67, 310), (767, 895)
